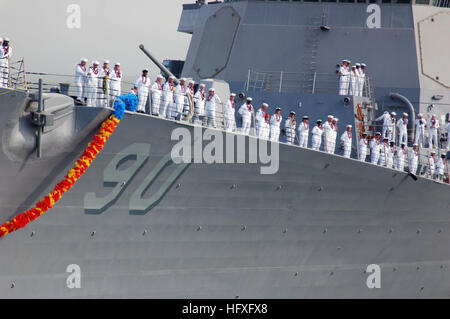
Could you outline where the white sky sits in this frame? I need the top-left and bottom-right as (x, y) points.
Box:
(0, 0), (192, 83)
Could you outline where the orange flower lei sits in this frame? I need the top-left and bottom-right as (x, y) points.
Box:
(0, 115), (120, 238)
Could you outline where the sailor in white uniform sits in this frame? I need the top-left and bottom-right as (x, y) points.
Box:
(86, 61), (100, 107)
(184, 80), (196, 116)
(357, 63), (366, 97)
(340, 125), (353, 158)
(297, 116), (309, 148)
(109, 63), (122, 101)
(354, 63), (361, 96)
(358, 132), (369, 161)
(151, 75), (164, 116)
(375, 111), (390, 140)
(414, 113), (426, 148)
(386, 140), (395, 169)
(1, 38), (12, 87)
(370, 132), (382, 165)
(135, 69), (150, 113)
(269, 108), (282, 142)
(409, 143), (419, 175)
(205, 88), (221, 128)
(350, 65), (358, 96)
(162, 75), (176, 119)
(284, 111), (296, 145)
(98, 60), (111, 107)
(311, 119), (323, 151)
(323, 115), (334, 153)
(261, 114), (271, 140)
(388, 112), (397, 143)
(396, 143), (407, 172)
(330, 117), (339, 154)
(396, 113), (408, 147)
(223, 93), (236, 132)
(338, 59), (350, 95)
(428, 151), (437, 178)
(379, 137), (390, 166)
(255, 103), (269, 138)
(75, 58), (88, 104)
(173, 78), (187, 120)
(427, 114), (439, 149)
(435, 154), (446, 181)
(193, 84), (206, 124)
(446, 119), (450, 151)
(238, 97), (253, 135)
(0, 38), (4, 88)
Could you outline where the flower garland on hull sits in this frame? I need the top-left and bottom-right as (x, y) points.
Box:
(0, 94), (132, 238)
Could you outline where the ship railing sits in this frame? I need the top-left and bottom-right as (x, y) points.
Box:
(432, 0), (450, 8)
(245, 69), (373, 97)
(26, 72), (139, 106)
(353, 121), (449, 180)
(24, 76), (448, 183)
(1, 58), (28, 89)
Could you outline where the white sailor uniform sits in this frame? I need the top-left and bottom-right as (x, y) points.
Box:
(311, 125), (323, 150)
(414, 118), (426, 148)
(151, 81), (163, 115)
(238, 103), (253, 135)
(284, 118), (296, 145)
(98, 67), (111, 107)
(1, 44), (12, 87)
(135, 75), (150, 113)
(173, 83), (187, 119)
(396, 147), (407, 172)
(86, 66), (100, 107)
(224, 99), (236, 132)
(297, 121), (309, 148)
(193, 89), (206, 123)
(446, 122), (450, 151)
(109, 69), (122, 100)
(340, 131), (352, 158)
(359, 138), (368, 161)
(269, 114), (282, 142)
(338, 64), (350, 95)
(205, 94), (221, 128)
(427, 118), (439, 149)
(357, 68), (366, 97)
(370, 138), (381, 165)
(375, 112), (392, 140)
(409, 148), (419, 174)
(323, 121), (334, 154)
(255, 108), (266, 138)
(397, 117), (408, 147)
(75, 63), (87, 102)
(162, 81), (175, 119)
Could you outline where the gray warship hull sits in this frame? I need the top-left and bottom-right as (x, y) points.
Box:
(0, 87), (449, 298)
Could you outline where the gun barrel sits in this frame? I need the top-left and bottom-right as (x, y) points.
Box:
(139, 44), (179, 85)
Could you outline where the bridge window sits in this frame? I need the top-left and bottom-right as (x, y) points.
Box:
(415, 0), (430, 4)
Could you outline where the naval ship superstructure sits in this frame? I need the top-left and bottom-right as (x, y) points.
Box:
(0, 0), (449, 298)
